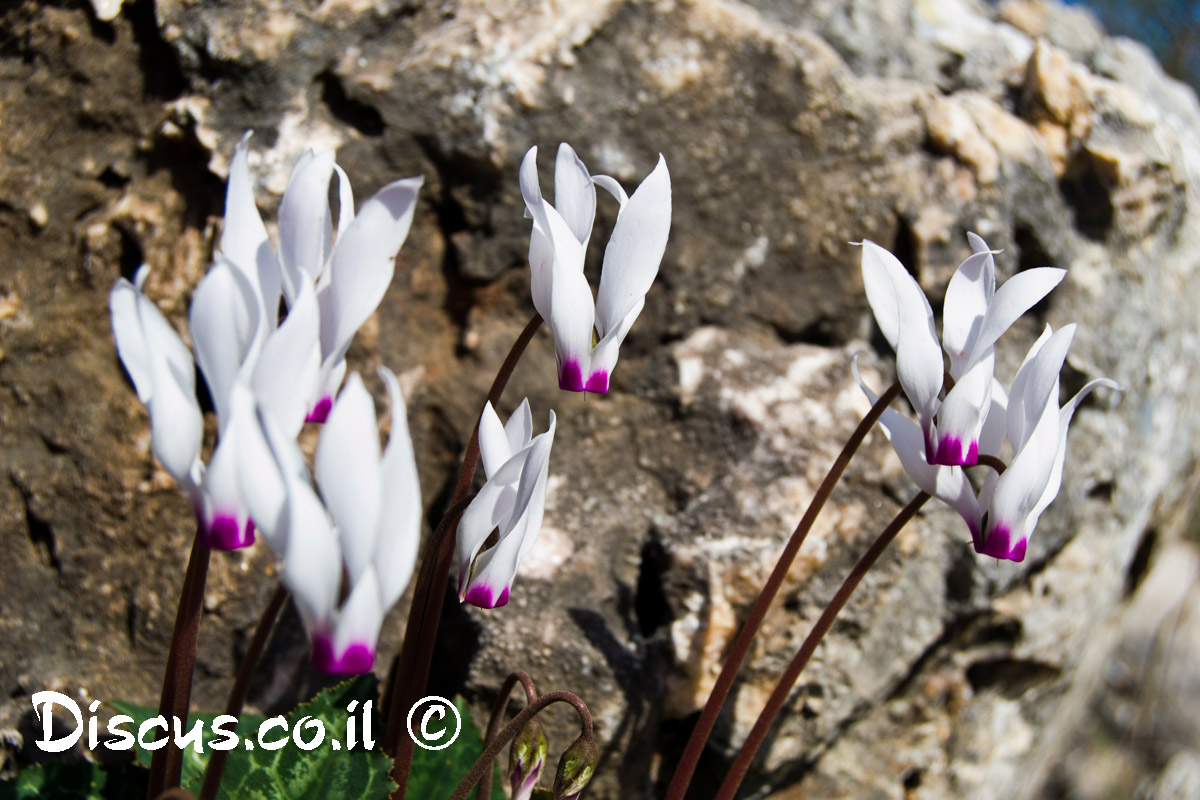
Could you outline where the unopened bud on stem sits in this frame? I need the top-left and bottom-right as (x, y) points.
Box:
(510, 715), (549, 800)
(552, 734), (597, 800)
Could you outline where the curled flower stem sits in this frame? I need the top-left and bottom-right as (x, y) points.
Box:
(975, 454), (1007, 474)
(664, 380), (902, 800)
(713, 491), (932, 800)
(148, 529), (211, 798)
(386, 313), (543, 798)
(478, 671), (540, 800)
(448, 691), (592, 800)
(199, 583), (289, 800)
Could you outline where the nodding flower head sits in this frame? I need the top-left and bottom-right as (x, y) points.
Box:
(235, 367), (422, 674)
(456, 399), (556, 608)
(110, 266), (255, 550)
(855, 234), (1117, 562)
(859, 233), (1063, 468)
(520, 143), (671, 394)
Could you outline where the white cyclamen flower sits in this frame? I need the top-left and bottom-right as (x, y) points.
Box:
(456, 399), (556, 608)
(974, 325), (1119, 561)
(235, 368), (421, 674)
(217, 132), (423, 428)
(860, 233), (1063, 466)
(111, 267), (256, 550)
(520, 143), (671, 393)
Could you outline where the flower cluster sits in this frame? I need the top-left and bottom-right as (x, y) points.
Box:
(111, 133), (423, 670)
(856, 234), (1117, 561)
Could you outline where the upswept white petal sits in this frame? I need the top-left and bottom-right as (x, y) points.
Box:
(587, 296), (644, 389)
(145, 341), (204, 487)
(375, 367), (422, 610)
(554, 143), (596, 246)
(316, 373), (383, 588)
(111, 273), (204, 487)
(281, 478), (342, 633)
(250, 280), (322, 437)
(520, 154), (594, 388)
(594, 155), (671, 339)
(230, 383), (294, 552)
(942, 249), (994, 372)
(278, 149), (336, 304)
(591, 174), (629, 208)
(971, 267), (1065, 358)
(860, 241), (944, 431)
(1007, 325), (1075, 452)
(109, 276), (155, 403)
(320, 175), (423, 367)
(220, 133), (280, 337)
(977, 378), (1009, 459)
(504, 398), (534, 455)
(1027, 377), (1121, 527)
(478, 402), (512, 478)
(189, 256), (261, 427)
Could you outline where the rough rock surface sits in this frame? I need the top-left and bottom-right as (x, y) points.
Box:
(1, 0), (1198, 798)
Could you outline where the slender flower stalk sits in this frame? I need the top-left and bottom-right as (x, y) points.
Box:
(387, 315), (543, 796)
(664, 381), (902, 800)
(146, 531), (210, 799)
(478, 671), (541, 800)
(713, 492), (931, 800)
(199, 583), (288, 800)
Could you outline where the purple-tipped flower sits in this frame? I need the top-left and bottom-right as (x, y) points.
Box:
(219, 133), (423, 426)
(456, 400), (556, 608)
(860, 233), (1063, 466)
(509, 716), (549, 800)
(235, 368), (421, 673)
(110, 267), (255, 549)
(974, 325), (1119, 561)
(856, 236), (1117, 562)
(520, 143), (671, 393)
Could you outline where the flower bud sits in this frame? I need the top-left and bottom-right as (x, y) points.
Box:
(509, 716), (549, 800)
(552, 734), (597, 800)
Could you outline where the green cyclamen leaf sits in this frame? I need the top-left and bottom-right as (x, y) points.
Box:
(0, 762), (105, 800)
(406, 697), (504, 800)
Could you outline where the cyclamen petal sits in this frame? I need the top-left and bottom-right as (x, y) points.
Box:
(315, 373), (384, 587)
(932, 354), (993, 466)
(277, 149), (336, 305)
(458, 404), (556, 608)
(110, 273), (203, 491)
(189, 256), (261, 429)
(860, 241), (944, 438)
(320, 175), (423, 369)
(522, 145), (670, 393)
(375, 367), (423, 610)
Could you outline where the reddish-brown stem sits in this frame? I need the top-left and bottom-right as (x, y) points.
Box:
(664, 380), (902, 800)
(198, 583), (288, 800)
(975, 454), (1007, 474)
(713, 491), (931, 800)
(154, 789), (197, 800)
(449, 691), (592, 800)
(386, 313), (542, 798)
(478, 671), (539, 800)
(147, 530), (211, 798)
